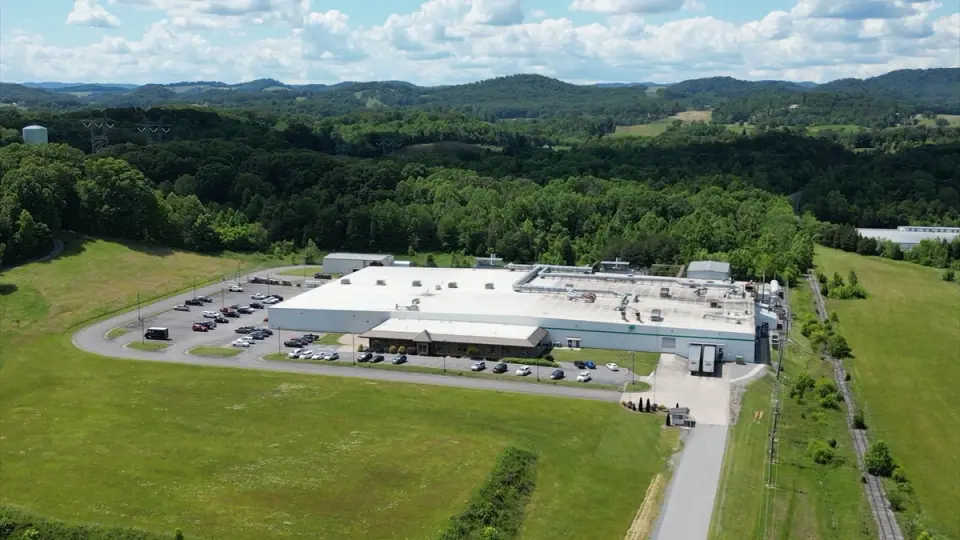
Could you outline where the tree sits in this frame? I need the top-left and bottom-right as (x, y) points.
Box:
(830, 272), (845, 289)
(848, 270), (859, 286)
(864, 440), (895, 477)
(830, 311), (839, 323)
(943, 269), (955, 282)
(645, 398), (651, 412)
(827, 334), (851, 358)
(174, 529), (185, 540)
(425, 253), (437, 267)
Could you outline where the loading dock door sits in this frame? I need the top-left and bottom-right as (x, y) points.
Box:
(688, 344), (703, 372)
(702, 345), (717, 374)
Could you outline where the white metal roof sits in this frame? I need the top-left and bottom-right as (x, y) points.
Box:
(323, 252), (393, 261)
(857, 228), (959, 245)
(361, 319), (546, 347)
(687, 260), (731, 273)
(272, 266), (755, 335)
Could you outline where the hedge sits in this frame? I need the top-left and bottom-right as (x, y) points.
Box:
(437, 447), (538, 540)
(0, 507), (176, 540)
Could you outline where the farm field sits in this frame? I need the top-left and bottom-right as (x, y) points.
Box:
(611, 110), (714, 138)
(710, 284), (874, 540)
(806, 124), (864, 134)
(913, 114), (960, 126)
(0, 237), (673, 540)
(816, 247), (960, 538)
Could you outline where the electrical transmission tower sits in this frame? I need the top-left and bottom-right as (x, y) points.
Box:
(373, 137), (403, 155)
(80, 117), (115, 153)
(135, 119), (172, 145)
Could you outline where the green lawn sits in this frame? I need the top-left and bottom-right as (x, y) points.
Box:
(126, 341), (171, 352)
(817, 247), (960, 538)
(611, 122), (671, 137)
(0, 236), (674, 540)
(551, 348), (661, 376)
(106, 327), (131, 339)
(189, 346), (242, 357)
(710, 284), (874, 540)
(315, 332), (344, 345)
(913, 114), (960, 127)
(275, 265), (324, 277)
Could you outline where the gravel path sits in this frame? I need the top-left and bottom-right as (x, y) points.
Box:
(72, 266), (621, 403)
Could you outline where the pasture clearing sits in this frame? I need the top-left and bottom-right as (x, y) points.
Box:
(817, 247), (960, 538)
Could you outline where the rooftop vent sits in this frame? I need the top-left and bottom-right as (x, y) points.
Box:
(485, 282), (495, 289)
(376, 279), (386, 286)
(412, 280), (422, 287)
(448, 281), (458, 288)
(341, 278), (351, 285)
(435, 284), (442, 290)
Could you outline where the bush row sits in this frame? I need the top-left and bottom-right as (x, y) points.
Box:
(438, 447), (538, 540)
(0, 507), (182, 540)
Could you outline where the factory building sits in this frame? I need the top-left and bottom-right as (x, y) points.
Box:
(685, 260), (731, 281)
(268, 261), (777, 366)
(857, 226), (960, 251)
(322, 252), (395, 275)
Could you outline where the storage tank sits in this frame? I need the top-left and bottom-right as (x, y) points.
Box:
(22, 125), (49, 145)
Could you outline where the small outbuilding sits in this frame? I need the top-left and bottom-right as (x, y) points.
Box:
(322, 252), (395, 275)
(686, 260), (731, 281)
(668, 407), (694, 427)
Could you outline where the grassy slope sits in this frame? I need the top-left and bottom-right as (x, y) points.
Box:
(816, 247), (960, 538)
(0, 237), (672, 540)
(710, 284), (874, 540)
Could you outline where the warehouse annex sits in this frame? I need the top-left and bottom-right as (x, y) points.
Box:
(267, 262), (780, 367)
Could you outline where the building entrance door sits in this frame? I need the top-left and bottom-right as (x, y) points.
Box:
(567, 338), (581, 349)
(417, 342), (429, 355)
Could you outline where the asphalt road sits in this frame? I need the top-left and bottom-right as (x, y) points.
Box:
(73, 267), (622, 402)
(653, 424), (729, 540)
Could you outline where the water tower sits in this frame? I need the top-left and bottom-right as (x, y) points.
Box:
(22, 125), (49, 145)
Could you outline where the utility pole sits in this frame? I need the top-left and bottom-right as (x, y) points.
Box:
(536, 363), (540, 381)
(631, 351), (636, 385)
(277, 327), (281, 356)
(80, 117), (115, 154)
(193, 277), (197, 298)
(137, 292), (144, 344)
(303, 256), (308, 281)
(352, 333), (356, 366)
(220, 288), (224, 310)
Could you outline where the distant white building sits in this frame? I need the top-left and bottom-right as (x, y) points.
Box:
(322, 253), (395, 275)
(857, 227), (959, 251)
(686, 261), (731, 281)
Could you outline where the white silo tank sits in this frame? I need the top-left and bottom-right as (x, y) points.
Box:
(22, 125), (49, 145)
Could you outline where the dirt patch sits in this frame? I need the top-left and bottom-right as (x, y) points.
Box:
(624, 472), (668, 540)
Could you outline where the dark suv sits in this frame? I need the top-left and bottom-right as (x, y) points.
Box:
(492, 362), (508, 373)
(185, 298), (204, 306)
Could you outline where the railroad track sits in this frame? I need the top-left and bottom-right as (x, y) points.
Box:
(807, 275), (904, 540)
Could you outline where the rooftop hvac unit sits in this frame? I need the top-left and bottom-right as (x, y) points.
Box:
(341, 278), (351, 285)
(659, 287), (671, 298)
(485, 282), (495, 289)
(412, 280), (422, 286)
(435, 284), (442, 290)
(448, 282), (458, 288)
(376, 279), (386, 286)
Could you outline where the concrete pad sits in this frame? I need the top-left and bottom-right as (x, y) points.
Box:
(621, 354), (732, 426)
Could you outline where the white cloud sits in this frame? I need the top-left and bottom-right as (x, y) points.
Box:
(67, 0), (121, 28)
(569, 0), (694, 15)
(2, 0), (957, 85)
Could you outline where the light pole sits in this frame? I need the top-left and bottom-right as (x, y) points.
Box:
(631, 351), (636, 385)
(536, 363), (540, 381)
(352, 333), (356, 366)
(193, 277), (197, 299)
(303, 256), (308, 281)
(137, 292), (144, 344)
(277, 327), (281, 356)
(443, 355), (446, 372)
(220, 288), (224, 309)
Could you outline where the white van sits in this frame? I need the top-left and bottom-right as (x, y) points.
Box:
(202, 310), (217, 318)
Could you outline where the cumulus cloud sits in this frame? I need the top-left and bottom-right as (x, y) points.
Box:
(67, 0), (121, 28)
(2, 0), (956, 85)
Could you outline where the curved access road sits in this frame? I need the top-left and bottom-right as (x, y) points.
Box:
(72, 266), (620, 403)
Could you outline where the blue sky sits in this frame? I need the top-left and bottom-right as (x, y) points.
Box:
(0, 0), (957, 84)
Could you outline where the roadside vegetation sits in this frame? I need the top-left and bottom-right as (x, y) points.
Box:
(188, 346), (241, 357)
(0, 237), (673, 540)
(126, 341), (171, 352)
(710, 284), (874, 540)
(817, 247), (960, 539)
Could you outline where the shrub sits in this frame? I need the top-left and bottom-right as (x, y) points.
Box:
(887, 489), (906, 512)
(827, 438), (837, 448)
(357, 344), (366, 352)
(466, 346), (479, 356)
(790, 372), (816, 399)
(830, 311), (839, 323)
(865, 441), (895, 477)
(816, 379), (838, 398)
(543, 354), (554, 362)
(397, 346), (406, 354)
(830, 284), (868, 299)
(0, 506), (170, 539)
(827, 334), (852, 358)
(830, 272), (845, 288)
(942, 269), (955, 282)
(175, 529), (185, 540)
(800, 319), (821, 338)
(844, 373), (851, 382)
(438, 447), (537, 540)
(892, 466), (908, 484)
(819, 393), (840, 410)
(807, 439), (838, 465)
(853, 409), (867, 429)
(388, 345), (398, 354)
(817, 271), (827, 284)
(848, 270), (859, 286)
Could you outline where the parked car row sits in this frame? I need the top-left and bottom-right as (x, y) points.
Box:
(287, 348), (340, 361)
(572, 360), (597, 370)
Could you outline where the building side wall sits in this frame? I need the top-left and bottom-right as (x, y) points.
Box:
(687, 270), (728, 281)
(366, 338), (541, 359)
(323, 255), (395, 275)
(268, 305), (759, 363)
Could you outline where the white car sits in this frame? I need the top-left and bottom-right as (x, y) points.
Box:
(576, 371), (592, 382)
(471, 360), (486, 371)
(251, 293), (266, 300)
(229, 285), (244, 292)
(201, 310), (217, 318)
(309, 352), (325, 360)
(322, 352), (340, 361)
(173, 304), (190, 312)
(287, 348), (308, 359)
(516, 365), (531, 376)
(606, 363), (620, 371)
(263, 297), (280, 304)
(232, 340), (251, 348)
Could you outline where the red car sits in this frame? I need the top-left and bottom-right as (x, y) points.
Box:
(192, 323), (208, 332)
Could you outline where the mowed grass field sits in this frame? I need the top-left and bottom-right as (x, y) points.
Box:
(0, 237), (674, 540)
(611, 110), (714, 138)
(816, 248), (960, 537)
(710, 284), (874, 540)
